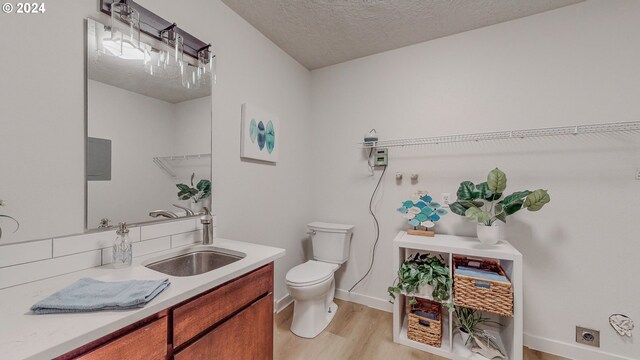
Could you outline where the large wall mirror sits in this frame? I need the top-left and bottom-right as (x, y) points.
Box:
(86, 18), (212, 230)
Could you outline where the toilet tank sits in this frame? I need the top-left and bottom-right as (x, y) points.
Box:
(308, 222), (354, 264)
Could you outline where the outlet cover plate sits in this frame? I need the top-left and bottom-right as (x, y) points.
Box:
(576, 326), (600, 347)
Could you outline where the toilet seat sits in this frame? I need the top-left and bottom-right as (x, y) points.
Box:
(286, 260), (338, 287)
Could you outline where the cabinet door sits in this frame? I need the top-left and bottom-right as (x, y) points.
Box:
(175, 293), (273, 360)
(173, 263), (274, 347)
(74, 316), (167, 360)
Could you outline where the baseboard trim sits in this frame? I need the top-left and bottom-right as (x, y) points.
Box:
(335, 288), (393, 313)
(274, 294), (294, 314)
(331, 291), (635, 360)
(524, 333), (636, 360)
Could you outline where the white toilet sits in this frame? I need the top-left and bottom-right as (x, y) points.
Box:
(285, 222), (354, 338)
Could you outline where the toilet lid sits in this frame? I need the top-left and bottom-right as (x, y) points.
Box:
(286, 260), (337, 286)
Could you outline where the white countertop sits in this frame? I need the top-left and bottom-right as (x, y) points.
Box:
(0, 238), (285, 360)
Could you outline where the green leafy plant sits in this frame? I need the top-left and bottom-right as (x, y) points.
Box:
(0, 199), (19, 240)
(449, 168), (550, 226)
(176, 173), (211, 203)
(455, 306), (501, 345)
(388, 253), (452, 309)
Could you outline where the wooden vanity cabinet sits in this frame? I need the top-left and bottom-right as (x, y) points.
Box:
(174, 293), (274, 360)
(172, 262), (274, 348)
(58, 263), (274, 360)
(72, 316), (168, 360)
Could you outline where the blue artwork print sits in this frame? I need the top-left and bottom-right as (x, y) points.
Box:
(257, 121), (266, 151)
(396, 192), (448, 231)
(266, 120), (275, 154)
(241, 104), (279, 163)
(249, 119), (258, 143)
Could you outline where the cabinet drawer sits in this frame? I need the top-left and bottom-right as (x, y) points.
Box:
(74, 316), (167, 360)
(173, 263), (274, 347)
(175, 293), (273, 360)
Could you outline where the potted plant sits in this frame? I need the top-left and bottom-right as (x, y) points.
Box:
(455, 306), (500, 346)
(449, 168), (550, 245)
(388, 253), (453, 310)
(0, 198), (19, 240)
(176, 173), (212, 213)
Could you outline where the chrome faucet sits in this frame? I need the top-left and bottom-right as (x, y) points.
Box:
(172, 204), (195, 216)
(149, 210), (179, 219)
(201, 207), (213, 245)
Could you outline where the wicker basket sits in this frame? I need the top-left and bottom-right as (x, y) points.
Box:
(407, 298), (442, 347)
(453, 256), (513, 317)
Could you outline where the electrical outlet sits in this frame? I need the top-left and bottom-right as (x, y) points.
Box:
(373, 148), (388, 166)
(576, 326), (600, 347)
(442, 193), (451, 207)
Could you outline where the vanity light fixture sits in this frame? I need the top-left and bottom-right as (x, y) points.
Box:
(143, 47), (164, 76)
(100, 0), (215, 88)
(100, 1), (144, 60)
(160, 23), (185, 78)
(197, 45), (217, 84)
(182, 64), (200, 89)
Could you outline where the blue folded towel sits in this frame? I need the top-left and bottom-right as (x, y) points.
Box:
(31, 278), (170, 314)
(456, 266), (509, 283)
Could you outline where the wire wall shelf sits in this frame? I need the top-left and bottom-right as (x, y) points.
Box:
(361, 121), (640, 149)
(153, 153), (211, 178)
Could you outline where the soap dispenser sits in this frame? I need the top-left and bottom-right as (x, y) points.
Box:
(113, 222), (132, 267)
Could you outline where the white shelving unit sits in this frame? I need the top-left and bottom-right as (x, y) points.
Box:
(392, 231), (523, 360)
(362, 120), (640, 149)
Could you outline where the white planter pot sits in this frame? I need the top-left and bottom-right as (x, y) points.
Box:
(416, 284), (434, 299)
(476, 223), (500, 245)
(459, 328), (472, 346)
(190, 197), (211, 214)
(189, 201), (204, 213)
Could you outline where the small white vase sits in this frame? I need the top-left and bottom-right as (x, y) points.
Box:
(476, 223), (500, 245)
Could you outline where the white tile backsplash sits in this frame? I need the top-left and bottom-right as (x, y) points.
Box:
(0, 250), (102, 289)
(171, 230), (203, 248)
(53, 228), (141, 257)
(101, 236), (171, 265)
(141, 219), (197, 241)
(0, 217), (216, 289)
(0, 239), (52, 268)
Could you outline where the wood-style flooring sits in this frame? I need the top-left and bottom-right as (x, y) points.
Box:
(274, 299), (568, 360)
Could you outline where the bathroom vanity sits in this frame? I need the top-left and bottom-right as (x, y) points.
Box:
(0, 238), (284, 360)
(59, 264), (273, 360)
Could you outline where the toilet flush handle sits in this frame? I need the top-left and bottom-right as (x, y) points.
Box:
(307, 230), (316, 236)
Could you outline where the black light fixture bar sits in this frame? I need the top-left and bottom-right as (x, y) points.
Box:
(99, 0), (210, 59)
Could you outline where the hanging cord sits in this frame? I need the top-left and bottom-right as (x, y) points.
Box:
(349, 164), (388, 292)
(366, 148), (374, 174)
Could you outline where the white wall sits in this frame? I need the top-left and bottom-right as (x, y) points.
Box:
(142, 0), (314, 304)
(173, 96), (212, 156)
(172, 96), (212, 190)
(87, 80), (177, 227)
(0, 0), (313, 304)
(310, 1), (639, 359)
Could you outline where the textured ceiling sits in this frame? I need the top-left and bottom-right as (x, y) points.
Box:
(222, 0), (583, 70)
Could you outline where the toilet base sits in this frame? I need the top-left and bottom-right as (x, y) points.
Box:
(290, 301), (338, 339)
